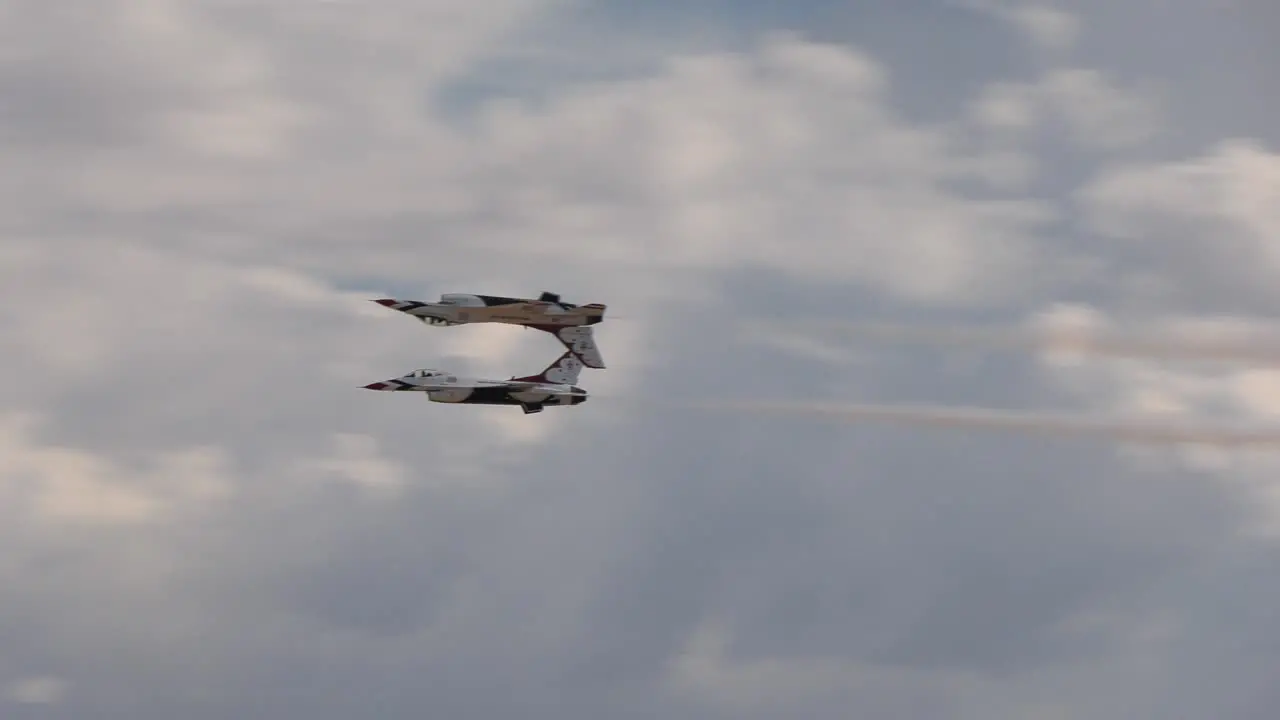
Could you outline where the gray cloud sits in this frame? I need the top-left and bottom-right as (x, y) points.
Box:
(3, 0), (1280, 718)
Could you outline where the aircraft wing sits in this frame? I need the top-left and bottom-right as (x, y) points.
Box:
(501, 380), (554, 390)
(500, 380), (579, 394)
(397, 377), (501, 391)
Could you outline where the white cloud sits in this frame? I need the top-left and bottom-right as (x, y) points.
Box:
(455, 34), (1052, 305)
(0, 412), (235, 525)
(5, 676), (68, 704)
(290, 433), (408, 496)
(0, 0), (553, 220)
(1, 15), (1070, 463)
(1024, 305), (1280, 532)
(1042, 69), (1163, 149)
(1080, 138), (1280, 250)
(970, 68), (1163, 150)
(949, 1), (1080, 52)
(0, 413), (154, 525)
(4, 0), (1280, 717)
(969, 81), (1041, 131)
(1027, 304), (1280, 366)
(1077, 139), (1280, 307)
(665, 617), (1138, 719)
(1008, 4), (1081, 51)
(17, 21), (1051, 304)
(667, 619), (926, 711)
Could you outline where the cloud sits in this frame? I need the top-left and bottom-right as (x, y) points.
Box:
(0, 411), (233, 525)
(667, 619), (992, 714)
(969, 68), (1163, 150)
(4, 0), (1280, 718)
(952, 0), (1081, 52)
(0, 0), (553, 224)
(287, 433), (408, 496)
(15, 9), (1054, 304)
(1078, 139), (1280, 310)
(757, 306), (1280, 366)
(1006, 3), (1081, 51)
(5, 676), (68, 705)
(741, 298), (1280, 531)
(1020, 307), (1280, 533)
(693, 398), (1280, 447)
(455, 33), (1053, 305)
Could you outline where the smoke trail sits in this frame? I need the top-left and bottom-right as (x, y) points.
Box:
(789, 321), (1280, 364)
(691, 399), (1280, 447)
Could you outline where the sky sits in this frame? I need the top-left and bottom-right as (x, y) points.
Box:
(2, 0), (1280, 717)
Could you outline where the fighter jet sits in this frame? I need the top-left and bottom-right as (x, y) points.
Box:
(361, 351), (587, 414)
(371, 291), (606, 369)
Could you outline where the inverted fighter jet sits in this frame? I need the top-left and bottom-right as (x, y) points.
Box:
(360, 351), (587, 414)
(371, 291), (606, 369)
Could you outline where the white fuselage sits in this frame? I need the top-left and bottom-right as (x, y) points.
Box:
(427, 386), (581, 406)
(363, 369), (587, 410)
(375, 294), (603, 327)
(371, 294), (608, 369)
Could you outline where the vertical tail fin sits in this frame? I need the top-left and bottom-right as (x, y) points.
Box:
(533, 325), (606, 369)
(512, 351), (583, 385)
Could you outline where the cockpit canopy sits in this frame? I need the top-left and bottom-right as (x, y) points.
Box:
(407, 369), (459, 383)
(437, 293), (484, 307)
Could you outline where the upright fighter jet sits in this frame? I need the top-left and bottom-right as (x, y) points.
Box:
(361, 351), (587, 415)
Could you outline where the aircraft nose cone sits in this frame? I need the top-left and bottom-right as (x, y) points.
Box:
(372, 298), (398, 307)
(362, 382), (389, 390)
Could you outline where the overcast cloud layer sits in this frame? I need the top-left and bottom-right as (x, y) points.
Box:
(3, 0), (1280, 717)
